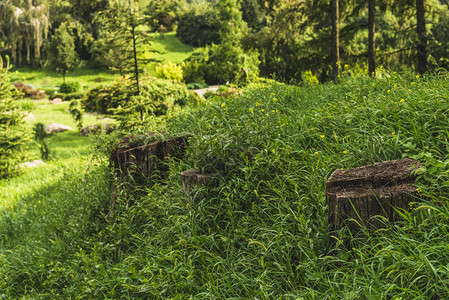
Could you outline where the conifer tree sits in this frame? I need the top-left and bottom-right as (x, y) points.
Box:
(0, 57), (28, 178)
(46, 23), (79, 81)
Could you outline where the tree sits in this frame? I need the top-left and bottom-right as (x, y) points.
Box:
(46, 23), (78, 81)
(0, 0), (50, 66)
(416, 0), (427, 73)
(368, 0), (376, 75)
(0, 56), (28, 178)
(331, 0), (340, 79)
(96, 0), (159, 120)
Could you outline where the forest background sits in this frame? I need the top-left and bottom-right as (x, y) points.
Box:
(1, 0), (449, 84)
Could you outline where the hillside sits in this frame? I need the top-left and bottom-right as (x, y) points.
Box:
(1, 71), (449, 298)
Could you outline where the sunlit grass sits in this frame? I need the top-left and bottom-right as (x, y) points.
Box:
(1, 70), (449, 298)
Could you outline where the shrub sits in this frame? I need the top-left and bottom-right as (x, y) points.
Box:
(0, 59), (29, 177)
(83, 77), (196, 117)
(13, 82), (47, 99)
(69, 100), (84, 131)
(182, 42), (260, 84)
(59, 81), (81, 93)
(176, 7), (221, 47)
(33, 122), (50, 159)
(154, 62), (183, 82)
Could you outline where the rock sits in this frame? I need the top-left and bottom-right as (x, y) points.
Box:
(23, 112), (35, 121)
(101, 117), (116, 122)
(326, 158), (424, 232)
(21, 160), (45, 168)
(50, 98), (62, 104)
(45, 123), (73, 134)
(80, 124), (100, 136)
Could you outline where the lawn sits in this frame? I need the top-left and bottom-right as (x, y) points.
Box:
(9, 31), (194, 92)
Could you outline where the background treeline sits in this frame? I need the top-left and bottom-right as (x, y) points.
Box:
(1, 0), (448, 82)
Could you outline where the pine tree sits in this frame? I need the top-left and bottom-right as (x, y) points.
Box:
(46, 23), (79, 81)
(0, 57), (28, 178)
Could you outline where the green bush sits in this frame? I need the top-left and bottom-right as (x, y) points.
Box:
(83, 77), (195, 117)
(0, 59), (29, 177)
(182, 42), (260, 84)
(176, 7), (221, 47)
(154, 62), (183, 82)
(59, 81), (81, 93)
(69, 100), (84, 131)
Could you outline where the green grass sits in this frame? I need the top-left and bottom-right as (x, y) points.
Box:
(18, 99), (111, 161)
(10, 66), (118, 92)
(2, 70), (449, 298)
(145, 31), (194, 64)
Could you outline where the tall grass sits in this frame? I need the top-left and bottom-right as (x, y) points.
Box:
(1, 70), (449, 298)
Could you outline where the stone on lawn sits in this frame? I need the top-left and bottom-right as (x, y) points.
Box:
(50, 98), (63, 104)
(45, 123), (73, 134)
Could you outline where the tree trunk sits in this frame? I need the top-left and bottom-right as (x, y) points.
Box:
(368, 0), (376, 76)
(331, 0), (340, 79)
(416, 0), (427, 74)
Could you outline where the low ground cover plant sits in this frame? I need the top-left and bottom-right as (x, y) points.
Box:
(1, 70), (449, 298)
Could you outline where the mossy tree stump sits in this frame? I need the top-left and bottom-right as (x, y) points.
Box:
(326, 158), (423, 231)
(181, 169), (211, 201)
(108, 133), (190, 219)
(111, 133), (190, 184)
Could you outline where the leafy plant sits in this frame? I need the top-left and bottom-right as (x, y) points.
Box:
(154, 62), (183, 82)
(59, 81), (81, 94)
(68, 100), (85, 131)
(33, 122), (50, 160)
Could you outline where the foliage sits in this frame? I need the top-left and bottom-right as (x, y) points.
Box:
(68, 100), (85, 131)
(0, 0), (50, 66)
(83, 76), (194, 118)
(33, 122), (50, 160)
(154, 62), (183, 82)
(428, 12), (449, 70)
(0, 58), (28, 178)
(176, 2), (221, 47)
(45, 23), (79, 81)
(59, 81), (81, 93)
(144, 0), (181, 32)
(182, 41), (260, 84)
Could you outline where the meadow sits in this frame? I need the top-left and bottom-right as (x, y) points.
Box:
(1, 69), (449, 298)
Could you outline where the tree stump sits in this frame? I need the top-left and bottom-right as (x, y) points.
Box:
(327, 158), (423, 231)
(181, 169), (211, 201)
(108, 133), (191, 219)
(110, 133), (191, 184)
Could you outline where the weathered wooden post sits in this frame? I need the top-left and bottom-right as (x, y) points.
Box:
(181, 169), (211, 201)
(326, 158), (423, 232)
(108, 133), (191, 218)
(110, 133), (191, 184)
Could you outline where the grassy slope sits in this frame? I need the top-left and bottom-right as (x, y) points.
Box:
(1, 71), (449, 298)
(0, 99), (108, 210)
(146, 31), (194, 64)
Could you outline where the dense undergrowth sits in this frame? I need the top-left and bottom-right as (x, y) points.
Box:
(1, 71), (449, 298)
